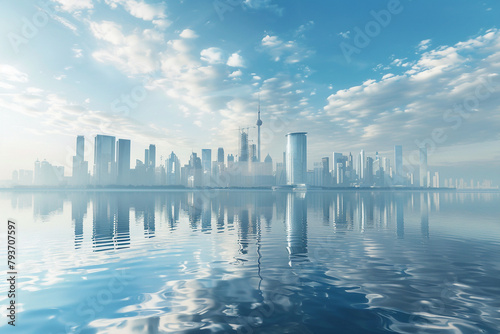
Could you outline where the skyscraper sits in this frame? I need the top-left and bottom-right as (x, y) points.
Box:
(72, 135), (88, 185)
(94, 135), (116, 185)
(322, 157), (330, 187)
(148, 144), (156, 168)
(419, 146), (428, 188)
(394, 145), (403, 184)
(249, 144), (257, 162)
(217, 147), (224, 164)
(239, 129), (249, 162)
(285, 132), (307, 185)
(166, 151), (181, 185)
(202, 149), (212, 174)
(116, 139), (131, 185)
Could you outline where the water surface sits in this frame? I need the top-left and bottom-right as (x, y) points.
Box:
(0, 190), (499, 333)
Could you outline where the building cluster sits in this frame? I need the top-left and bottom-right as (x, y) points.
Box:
(9, 107), (497, 189)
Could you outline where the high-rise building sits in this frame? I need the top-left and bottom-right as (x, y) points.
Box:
(239, 129), (249, 162)
(249, 144), (257, 162)
(394, 145), (403, 183)
(419, 146), (428, 188)
(217, 147), (224, 164)
(332, 152), (342, 180)
(285, 132), (307, 185)
(116, 139), (131, 185)
(202, 149), (212, 174)
(148, 144), (156, 168)
(322, 157), (330, 186)
(166, 151), (181, 185)
(359, 150), (365, 181)
(94, 135), (116, 185)
(72, 135), (88, 185)
(365, 157), (373, 185)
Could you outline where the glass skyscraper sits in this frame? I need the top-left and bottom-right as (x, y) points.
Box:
(286, 132), (307, 185)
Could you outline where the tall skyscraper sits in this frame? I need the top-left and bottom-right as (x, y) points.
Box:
(322, 157), (330, 186)
(256, 100), (263, 162)
(419, 146), (428, 188)
(217, 147), (224, 163)
(249, 144), (257, 162)
(116, 139), (131, 185)
(202, 149), (212, 174)
(359, 150), (365, 181)
(94, 135), (116, 185)
(76, 135), (84, 163)
(166, 151), (181, 185)
(394, 145), (403, 183)
(72, 135), (88, 185)
(239, 129), (249, 162)
(286, 132), (307, 185)
(332, 152), (342, 180)
(148, 144), (156, 168)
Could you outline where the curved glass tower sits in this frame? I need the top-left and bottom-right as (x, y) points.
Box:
(286, 132), (307, 185)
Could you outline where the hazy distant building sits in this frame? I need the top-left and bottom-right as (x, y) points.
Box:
(286, 132), (307, 185)
(166, 152), (181, 185)
(217, 147), (224, 164)
(394, 145), (403, 184)
(35, 159), (64, 186)
(322, 157), (330, 186)
(419, 146), (428, 188)
(94, 135), (116, 185)
(249, 144), (257, 162)
(72, 135), (88, 185)
(202, 149), (212, 186)
(148, 144), (156, 169)
(116, 139), (131, 185)
(239, 130), (249, 162)
(202, 149), (212, 173)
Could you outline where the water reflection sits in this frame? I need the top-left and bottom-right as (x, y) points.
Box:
(15, 191), (500, 254)
(3, 190), (500, 333)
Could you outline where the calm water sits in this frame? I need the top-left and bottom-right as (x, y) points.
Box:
(0, 190), (499, 334)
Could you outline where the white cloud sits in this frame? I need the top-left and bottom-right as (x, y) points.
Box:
(53, 0), (93, 12)
(90, 21), (162, 74)
(200, 47), (224, 64)
(229, 70), (242, 78)
(338, 31), (350, 39)
(105, 0), (166, 21)
(227, 52), (245, 67)
(180, 29), (198, 39)
(417, 39), (432, 51)
(261, 34), (313, 63)
(0, 64), (29, 83)
(322, 29), (500, 159)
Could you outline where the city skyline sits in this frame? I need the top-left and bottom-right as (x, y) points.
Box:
(1, 1), (500, 184)
(9, 131), (498, 190)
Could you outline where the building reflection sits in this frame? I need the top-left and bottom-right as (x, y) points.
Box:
(24, 190), (438, 256)
(396, 195), (405, 239)
(70, 193), (88, 249)
(92, 192), (131, 251)
(286, 192), (308, 265)
(420, 192), (429, 238)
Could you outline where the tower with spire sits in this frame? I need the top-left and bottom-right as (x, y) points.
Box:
(256, 97), (263, 162)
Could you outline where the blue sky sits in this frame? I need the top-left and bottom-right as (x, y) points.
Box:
(0, 0), (499, 184)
